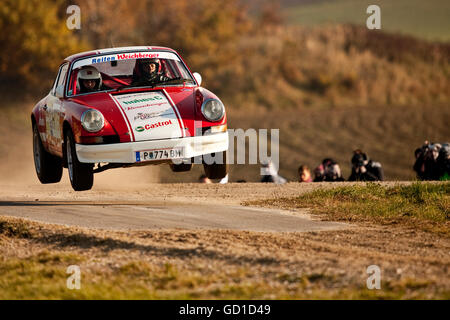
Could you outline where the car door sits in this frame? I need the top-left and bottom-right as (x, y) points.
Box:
(46, 62), (69, 155)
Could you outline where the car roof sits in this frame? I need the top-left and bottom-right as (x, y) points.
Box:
(64, 46), (177, 62)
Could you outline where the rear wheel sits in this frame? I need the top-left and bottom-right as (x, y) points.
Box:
(65, 130), (94, 191)
(170, 160), (193, 172)
(203, 151), (228, 179)
(32, 124), (63, 184)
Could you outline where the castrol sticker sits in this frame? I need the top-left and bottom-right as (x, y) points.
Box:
(110, 91), (183, 141)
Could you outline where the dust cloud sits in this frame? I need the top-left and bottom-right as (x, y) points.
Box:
(0, 112), (161, 189)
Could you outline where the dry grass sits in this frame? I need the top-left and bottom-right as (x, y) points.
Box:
(0, 215), (449, 299)
(220, 24), (450, 110)
(246, 182), (450, 236)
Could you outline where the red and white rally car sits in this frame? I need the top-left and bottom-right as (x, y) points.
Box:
(31, 46), (228, 191)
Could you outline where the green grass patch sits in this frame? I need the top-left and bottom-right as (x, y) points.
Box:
(247, 183), (450, 235)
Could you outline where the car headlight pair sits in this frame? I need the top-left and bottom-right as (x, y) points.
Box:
(81, 100), (224, 132)
(81, 109), (104, 133)
(201, 99), (225, 122)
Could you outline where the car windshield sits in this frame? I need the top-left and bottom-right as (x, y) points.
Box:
(67, 51), (195, 96)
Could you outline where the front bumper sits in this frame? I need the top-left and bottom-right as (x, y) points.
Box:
(75, 132), (229, 163)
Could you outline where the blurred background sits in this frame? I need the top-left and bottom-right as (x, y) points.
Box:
(0, 0), (449, 186)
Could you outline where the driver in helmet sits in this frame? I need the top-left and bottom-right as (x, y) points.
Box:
(77, 66), (103, 93)
(132, 58), (170, 86)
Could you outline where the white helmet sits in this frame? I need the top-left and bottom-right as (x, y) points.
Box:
(77, 66), (102, 92)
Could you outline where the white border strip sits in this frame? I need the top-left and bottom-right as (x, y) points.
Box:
(109, 94), (135, 142)
(163, 89), (186, 138)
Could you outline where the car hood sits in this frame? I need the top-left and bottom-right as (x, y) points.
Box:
(69, 87), (197, 142)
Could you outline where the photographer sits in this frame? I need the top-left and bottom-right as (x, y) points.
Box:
(313, 158), (344, 182)
(437, 144), (450, 180)
(260, 160), (287, 184)
(348, 150), (384, 181)
(414, 141), (449, 180)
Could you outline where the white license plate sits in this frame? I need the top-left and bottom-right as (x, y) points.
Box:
(136, 147), (184, 162)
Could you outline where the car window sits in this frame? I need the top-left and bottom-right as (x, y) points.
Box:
(51, 63), (69, 95)
(57, 63), (69, 90)
(50, 68), (61, 95)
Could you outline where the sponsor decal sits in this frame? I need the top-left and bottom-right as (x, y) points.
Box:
(91, 53), (158, 64)
(111, 91), (184, 142)
(133, 111), (171, 121)
(126, 103), (166, 111)
(116, 52), (160, 60)
(74, 52), (180, 69)
(122, 96), (164, 105)
(91, 56), (116, 64)
(135, 120), (173, 132)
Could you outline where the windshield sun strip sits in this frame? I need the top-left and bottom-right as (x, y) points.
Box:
(66, 53), (196, 97)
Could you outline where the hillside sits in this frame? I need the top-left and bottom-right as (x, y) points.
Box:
(282, 0), (450, 42)
(216, 24), (450, 111)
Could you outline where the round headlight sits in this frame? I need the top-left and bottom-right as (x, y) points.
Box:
(201, 99), (225, 122)
(81, 109), (105, 133)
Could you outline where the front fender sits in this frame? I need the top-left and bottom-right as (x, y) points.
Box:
(62, 100), (118, 144)
(195, 87), (227, 129)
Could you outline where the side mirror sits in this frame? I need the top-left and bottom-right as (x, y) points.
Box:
(55, 85), (65, 98)
(193, 72), (202, 86)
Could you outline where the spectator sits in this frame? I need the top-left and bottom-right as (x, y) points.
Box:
(260, 160), (287, 184)
(313, 158), (345, 182)
(414, 141), (449, 180)
(219, 174), (229, 184)
(348, 150), (384, 181)
(437, 143), (450, 180)
(298, 165), (312, 182)
(199, 174), (212, 184)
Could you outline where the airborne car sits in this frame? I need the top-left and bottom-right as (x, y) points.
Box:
(31, 47), (228, 191)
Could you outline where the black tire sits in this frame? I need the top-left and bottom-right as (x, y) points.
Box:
(169, 160), (193, 172)
(32, 124), (63, 184)
(203, 151), (228, 179)
(65, 130), (94, 191)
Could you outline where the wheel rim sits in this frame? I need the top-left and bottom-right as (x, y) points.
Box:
(66, 137), (74, 182)
(33, 130), (41, 174)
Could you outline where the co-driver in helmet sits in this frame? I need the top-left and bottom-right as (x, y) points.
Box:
(77, 66), (104, 93)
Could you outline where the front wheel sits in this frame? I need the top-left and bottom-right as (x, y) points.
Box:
(33, 124), (63, 184)
(65, 130), (94, 191)
(203, 151), (228, 179)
